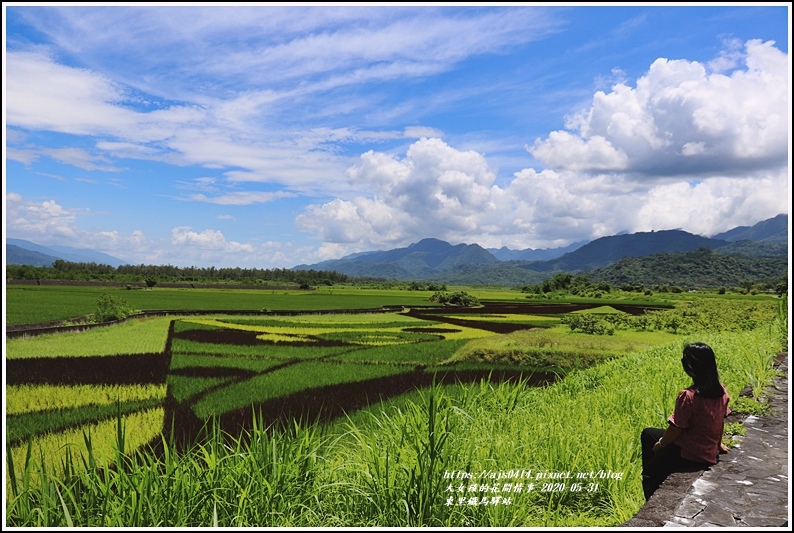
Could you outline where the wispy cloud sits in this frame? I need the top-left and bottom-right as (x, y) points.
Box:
(41, 147), (123, 172)
(188, 191), (297, 206)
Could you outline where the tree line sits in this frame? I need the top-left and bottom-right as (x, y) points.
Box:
(5, 260), (350, 286)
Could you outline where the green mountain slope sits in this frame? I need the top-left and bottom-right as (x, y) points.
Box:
(6, 244), (61, 267)
(583, 248), (788, 290)
(712, 213), (788, 244)
(520, 230), (729, 272)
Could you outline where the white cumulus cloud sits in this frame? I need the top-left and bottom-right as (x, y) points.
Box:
(170, 227), (254, 252)
(296, 138), (500, 250)
(6, 192), (81, 239)
(530, 39), (789, 178)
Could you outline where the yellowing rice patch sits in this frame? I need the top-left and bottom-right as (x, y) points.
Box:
(571, 306), (624, 314)
(6, 384), (167, 415)
(5, 317), (172, 359)
(182, 317), (484, 342)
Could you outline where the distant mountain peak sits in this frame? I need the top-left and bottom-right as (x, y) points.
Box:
(292, 237), (498, 279)
(408, 237), (451, 250)
(6, 238), (128, 267)
(711, 213), (788, 244)
(291, 215), (786, 284)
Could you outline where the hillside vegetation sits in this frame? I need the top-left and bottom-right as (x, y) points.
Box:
(583, 247), (787, 292)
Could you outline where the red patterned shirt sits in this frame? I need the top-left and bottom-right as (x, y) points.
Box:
(668, 384), (731, 464)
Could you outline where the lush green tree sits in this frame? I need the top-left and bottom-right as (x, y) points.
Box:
(93, 292), (136, 322)
(428, 290), (479, 307)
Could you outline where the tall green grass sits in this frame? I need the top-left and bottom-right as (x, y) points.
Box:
(7, 414), (326, 527)
(773, 292), (788, 350)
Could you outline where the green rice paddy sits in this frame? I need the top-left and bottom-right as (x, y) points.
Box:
(6, 317), (172, 358)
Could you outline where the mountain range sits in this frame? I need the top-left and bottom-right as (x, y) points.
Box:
(5, 239), (128, 268)
(293, 214), (788, 285)
(5, 214), (788, 286)
(488, 240), (588, 261)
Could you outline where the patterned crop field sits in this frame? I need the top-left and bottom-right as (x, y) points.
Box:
(161, 303), (618, 444)
(6, 302), (657, 486)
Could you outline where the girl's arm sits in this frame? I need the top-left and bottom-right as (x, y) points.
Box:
(653, 424), (684, 453)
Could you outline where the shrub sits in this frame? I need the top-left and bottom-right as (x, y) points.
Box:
(561, 314), (615, 335)
(428, 290), (479, 307)
(93, 292), (136, 322)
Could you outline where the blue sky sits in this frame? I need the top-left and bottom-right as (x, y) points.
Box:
(3, 3), (791, 269)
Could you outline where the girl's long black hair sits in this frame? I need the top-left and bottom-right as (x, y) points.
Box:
(682, 342), (724, 398)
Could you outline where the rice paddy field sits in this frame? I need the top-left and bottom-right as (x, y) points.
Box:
(5, 285), (485, 325)
(4, 288), (787, 527)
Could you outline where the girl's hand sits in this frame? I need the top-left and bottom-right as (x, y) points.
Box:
(719, 442), (730, 454)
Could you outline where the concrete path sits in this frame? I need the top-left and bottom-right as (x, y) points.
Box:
(623, 352), (789, 528)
